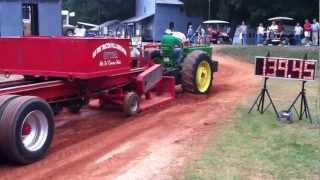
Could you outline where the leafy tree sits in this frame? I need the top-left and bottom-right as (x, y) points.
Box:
(63, 0), (135, 24)
(63, 0), (319, 26)
(182, 0), (319, 26)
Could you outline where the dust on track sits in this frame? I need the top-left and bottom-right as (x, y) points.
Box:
(0, 52), (260, 180)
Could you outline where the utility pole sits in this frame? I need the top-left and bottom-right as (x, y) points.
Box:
(208, 0), (212, 20)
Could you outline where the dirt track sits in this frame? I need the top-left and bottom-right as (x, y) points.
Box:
(0, 52), (259, 180)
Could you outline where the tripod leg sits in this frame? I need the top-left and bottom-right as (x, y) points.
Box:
(259, 89), (266, 114)
(304, 94), (313, 123)
(304, 96), (308, 119)
(266, 89), (280, 119)
(299, 93), (305, 120)
(288, 93), (302, 112)
(249, 91), (263, 113)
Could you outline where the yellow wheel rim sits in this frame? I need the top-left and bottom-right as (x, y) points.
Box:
(196, 61), (212, 93)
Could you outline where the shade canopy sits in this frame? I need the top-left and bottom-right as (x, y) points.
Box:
(203, 20), (230, 24)
(122, 14), (154, 24)
(268, 17), (294, 21)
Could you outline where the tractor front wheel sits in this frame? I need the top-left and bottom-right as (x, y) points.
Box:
(181, 50), (214, 94)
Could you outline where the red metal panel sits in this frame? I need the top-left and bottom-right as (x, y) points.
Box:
(0, 37), (133, 79)
(136, 64), (163, 95)
(0, 80), (80, 101)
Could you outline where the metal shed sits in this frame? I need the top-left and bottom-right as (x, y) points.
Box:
(0, 0), (62, 36)
(123, 0), (203, 41)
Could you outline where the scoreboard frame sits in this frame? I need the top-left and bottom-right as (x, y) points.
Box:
(255, 56), (318, 81)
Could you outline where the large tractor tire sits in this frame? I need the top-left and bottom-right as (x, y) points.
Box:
(181, 50), (214, 94)
(0, 96), (54, 164)
(0, 95), (20, 159)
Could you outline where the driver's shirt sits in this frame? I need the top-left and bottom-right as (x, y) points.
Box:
(161, 34), (182, 49)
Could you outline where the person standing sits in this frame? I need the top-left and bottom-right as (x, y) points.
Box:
(256, 23), (265, 46)
(187, 24), (194, 41)
(239, 21), (248, 45)
(303, 19), (312, 46)
(294, 22), (303, 45)
(311, 19), (320, 46)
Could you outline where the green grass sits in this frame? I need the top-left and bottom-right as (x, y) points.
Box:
(184, 46), (320, 180)
(185, 109), (320, 179)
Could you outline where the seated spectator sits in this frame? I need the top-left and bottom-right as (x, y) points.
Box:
(268, 21), (278, 39)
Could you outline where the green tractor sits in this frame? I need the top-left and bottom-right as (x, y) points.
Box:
(146, 33), (218, 94)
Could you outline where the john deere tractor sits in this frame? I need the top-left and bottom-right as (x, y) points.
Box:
(146, 32), (218, 94)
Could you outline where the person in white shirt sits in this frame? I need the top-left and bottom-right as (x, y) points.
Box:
(269, 21), (278, 31)
(239, 21), (248, 45)
(294, 23), (303, 45)
(74, 25), (86, 37)
(256, 23), (265, 45)
(268, 21), (278, 40)
(311, 19), (320, 46)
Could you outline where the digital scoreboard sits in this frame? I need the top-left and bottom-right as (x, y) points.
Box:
(255, 56), (318, 81)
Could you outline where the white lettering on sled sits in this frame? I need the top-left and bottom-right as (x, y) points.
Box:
(92, 43), (127, 59)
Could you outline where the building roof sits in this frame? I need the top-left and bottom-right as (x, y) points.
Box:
(156, 0), (184, 5)
(100, 20), (121, 27)
(122, 14), (154, 24)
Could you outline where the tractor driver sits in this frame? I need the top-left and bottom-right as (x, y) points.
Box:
(160, 29), (184, 65)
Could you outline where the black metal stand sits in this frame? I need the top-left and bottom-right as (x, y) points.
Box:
(249, 78), (280, 120)
(287, 81), (313, 123)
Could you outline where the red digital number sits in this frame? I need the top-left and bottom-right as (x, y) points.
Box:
(278, 59), (288, 78)
(292, 60), (303, 79)
(266, 58), (277, 77)
(303, 61), (315, 80)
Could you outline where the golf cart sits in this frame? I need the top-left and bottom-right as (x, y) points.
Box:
(202, 20), (232, 44)
(71, 21), (100, 37)
(265, 17), (295, 46)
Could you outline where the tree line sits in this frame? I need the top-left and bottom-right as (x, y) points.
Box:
(63, 0), (319, 26)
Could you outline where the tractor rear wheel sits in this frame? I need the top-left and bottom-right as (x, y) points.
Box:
(0, 96), (54, 164)
(181, 50), (214, 94)
(123, 92), (140, 116)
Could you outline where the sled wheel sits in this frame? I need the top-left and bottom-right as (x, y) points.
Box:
(0, 95), (20, 158)
(123, 92), (140, 116)
(0, 96), (54, 164)
(68, 103), (82, 114)
(181, 50), (214, 94)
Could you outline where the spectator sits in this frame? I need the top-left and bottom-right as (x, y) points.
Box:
(303, 19), (312, 46)
(200, 27), (206, 44)
(294, 22), (303, 45)
(269, 21), (278, 32)
(311, 19), (320, 46)
(256, 23), (265, 46)
(267, 21), (278, 41)
(278, 22), (284, 39)
(239, 21), (248, 45)
(187, 24), (194, 41)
